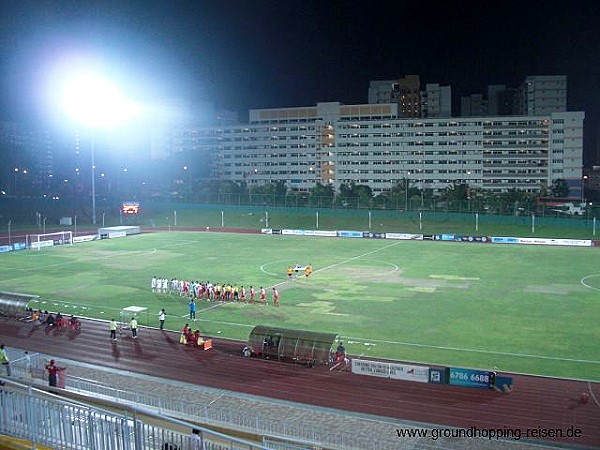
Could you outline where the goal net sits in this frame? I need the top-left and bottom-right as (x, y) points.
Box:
(28, 231), (73, 250)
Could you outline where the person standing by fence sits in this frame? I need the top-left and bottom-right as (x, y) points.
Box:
(109, 318), (118, 341)
(45, 359), (64, 387)
(186, 428), (204, 450)
(130, 317), (138, 339)
(0, 344), (10, 377)
(23, 351), (32, 379)
(158, 308), (166, 330)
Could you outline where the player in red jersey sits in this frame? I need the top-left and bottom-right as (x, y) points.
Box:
(259, 287), (266, 304)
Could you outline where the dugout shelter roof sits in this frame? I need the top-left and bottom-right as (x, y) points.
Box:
(0, 291), (39, 318)
(248, 325), (339, 366)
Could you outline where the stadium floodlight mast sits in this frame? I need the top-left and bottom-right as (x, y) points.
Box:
(60, 70), (140, 224)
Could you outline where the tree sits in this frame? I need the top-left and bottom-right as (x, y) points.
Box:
(550, 179), (570, 198)
(336, 182), (356, 208)
(500, 188), (535, 214)
(335, 182), (376, 209)
(309, 182), (335, 207)
(355, 184), (373, 208)
(442, 183), (469, 201)
(249, 181), (287, 205)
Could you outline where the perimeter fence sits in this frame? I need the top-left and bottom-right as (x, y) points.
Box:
(0, 198), (598, 242)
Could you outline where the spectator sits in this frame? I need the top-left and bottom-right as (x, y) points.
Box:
(158, 308), (166, 330)
(109, 319), (118, 341)
(55, 312), (64, 328)
(23, 351), (32, 379)
(188, 330), (198, 346)
(335, 342), (346, 363)
(45, 359), (64, 387)
(180, 324), (191, 344)
(130, 317), (138, 339)
(186, 428), (204, 450)
(0, 344), (10, 376)
(45, 313), (55, 328)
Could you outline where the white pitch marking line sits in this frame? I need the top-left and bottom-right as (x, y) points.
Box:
(580, 274), (600, 292)
(269, 241), (403, 289)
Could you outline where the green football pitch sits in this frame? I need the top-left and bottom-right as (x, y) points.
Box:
(1, 231), (599, 381)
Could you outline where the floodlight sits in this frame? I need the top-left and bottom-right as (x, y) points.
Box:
(61, 71), (140, 129)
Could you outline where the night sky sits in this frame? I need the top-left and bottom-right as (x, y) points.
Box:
(1, 1), (599, 163)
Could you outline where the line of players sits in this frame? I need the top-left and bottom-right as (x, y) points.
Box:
(151, 277), (280, 306)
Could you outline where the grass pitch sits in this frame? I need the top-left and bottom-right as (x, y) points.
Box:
(1, 231), (599, 381)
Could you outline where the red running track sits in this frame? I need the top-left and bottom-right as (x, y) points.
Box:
(0, 316), (598, 449)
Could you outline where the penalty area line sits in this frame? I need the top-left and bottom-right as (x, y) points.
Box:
(342, 336), (600, 365)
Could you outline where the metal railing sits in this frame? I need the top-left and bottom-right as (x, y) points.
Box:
(63, 374), (400, 450)
(1, 364), (268, 450)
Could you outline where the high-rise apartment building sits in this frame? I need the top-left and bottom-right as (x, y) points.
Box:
(519, 75), (568, 116)
(460, 76), (567, 118)
(368, 75), (421, 118)
(0, 122), (54, 197)
(421, 84), (452, 118)
(460, 94), (487, 117)
(208, 102), (583, 196)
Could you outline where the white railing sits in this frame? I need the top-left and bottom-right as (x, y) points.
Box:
(64, 374), (400, 450)
(0, 376), (267, 450)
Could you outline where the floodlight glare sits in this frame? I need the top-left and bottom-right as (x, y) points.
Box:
(61, 71), (140, 129)
(43, 56), (145, 225)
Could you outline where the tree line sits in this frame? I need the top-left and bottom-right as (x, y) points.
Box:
(180, 178), (576, 215)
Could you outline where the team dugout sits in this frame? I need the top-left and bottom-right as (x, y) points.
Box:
(0, 291), (39, 319)
(248, 325), (339, 367)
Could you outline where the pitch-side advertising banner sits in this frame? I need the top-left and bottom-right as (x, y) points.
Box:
(352, 359), (390, 378)
(388, 362), (430, 383)
(352, 359), (429, 383)
(491, 236), (592, 247)
(73, 235), (97, 243)
(337, 231), (363, 238)
(30, 240), (54, 249)
(385, 233), (424, 240)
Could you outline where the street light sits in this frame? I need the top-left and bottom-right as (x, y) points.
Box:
(183, 165), (191, 201)
(582, 175), (588, 204)
(13, 168), (27, 198)
(91, 140), (97, 224)
(13, 168), (18, 197)
(59, 69), (141, 224)
(405, 171), (411, 211)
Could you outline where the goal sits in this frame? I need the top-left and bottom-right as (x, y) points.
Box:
(28, 231), (73, 250)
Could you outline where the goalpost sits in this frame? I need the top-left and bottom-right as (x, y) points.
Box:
(28, 231), (73, 250)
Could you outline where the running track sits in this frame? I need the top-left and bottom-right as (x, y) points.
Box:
(0, 316), (598, 449)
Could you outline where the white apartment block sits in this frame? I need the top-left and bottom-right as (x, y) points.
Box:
(421, 83), (452, 118)
(520, 75), (568, 116)
(204, 102), (583, 196)
(368, 80), (397, 104)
